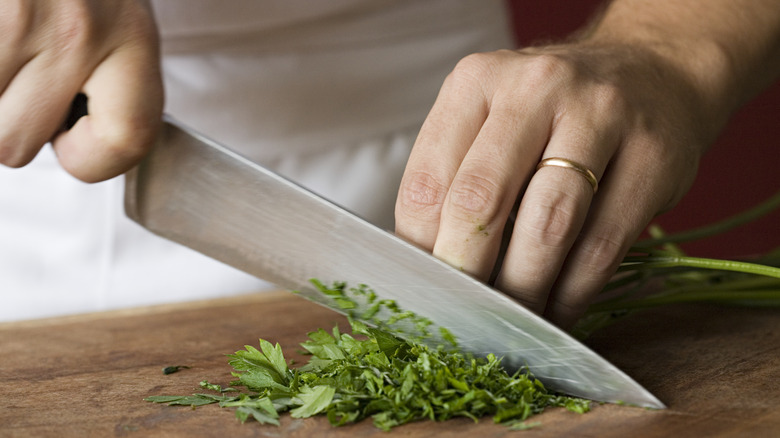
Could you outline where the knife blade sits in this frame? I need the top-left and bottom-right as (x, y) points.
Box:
(124, 116), (664, 408)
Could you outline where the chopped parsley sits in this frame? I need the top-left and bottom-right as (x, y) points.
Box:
(146, 282), (589, 431)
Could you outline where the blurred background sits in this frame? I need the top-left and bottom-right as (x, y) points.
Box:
(507, 0), (780, 259)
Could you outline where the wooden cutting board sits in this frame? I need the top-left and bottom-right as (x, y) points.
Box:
(1, 291), (778, 437)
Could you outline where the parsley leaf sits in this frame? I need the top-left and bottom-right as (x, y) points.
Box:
(144, 394), (234, 407)
(290, 385), (336, 418)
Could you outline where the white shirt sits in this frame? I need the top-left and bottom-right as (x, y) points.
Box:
(0, 0), (513, 321)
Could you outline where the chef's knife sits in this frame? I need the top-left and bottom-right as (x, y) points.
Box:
(124, 116), (664, 408)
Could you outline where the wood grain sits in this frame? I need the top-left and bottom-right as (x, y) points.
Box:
(1, 291), (778, 437)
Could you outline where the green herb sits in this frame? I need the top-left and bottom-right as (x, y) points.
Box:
(198, 380), (237, 393)
(304, 280), (457, 348)
(508, 420), (542, 430)
(573, 189), (780, 339)
(162, 365), (190, 375)
(145, 393), (233, 407)
(146, 311), (589, 430)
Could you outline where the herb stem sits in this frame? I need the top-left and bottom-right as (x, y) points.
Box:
(588, 289), (780, 312)
(595, 273), (772, 305)
(618, 256), (780, 278)
(634, 189), (780, 247)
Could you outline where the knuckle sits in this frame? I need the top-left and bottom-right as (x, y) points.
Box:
(445, 52), (501, 91)
(578, 221), (630, 278)
(46, 1), (158, 55)
(591, 82), (628, 115)
(523, 53), (577, 88)
(397, 170), (448, 220)
(452, 52), (492, 76)
(50, 6), (97, 53)
(519, 189), (580, 248)
(447, 172), (503, 224)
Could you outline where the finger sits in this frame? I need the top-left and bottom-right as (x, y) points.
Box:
(395, 56), (490, 250)
(494, 116), (618, 313)
(53, 32), (163, 182)
(430, 93), (552, 281)
(543, 143), (668, 328)
(0, 2), (32, 92)
(0, 54), (84, 167)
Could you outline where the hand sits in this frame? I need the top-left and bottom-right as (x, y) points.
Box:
(395, 43), (721, 328)
(0, 0), (163, 182)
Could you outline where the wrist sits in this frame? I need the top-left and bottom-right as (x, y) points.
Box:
(576, 0), (780, 137)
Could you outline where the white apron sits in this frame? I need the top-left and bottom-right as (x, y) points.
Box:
(0, 0), (512, 321)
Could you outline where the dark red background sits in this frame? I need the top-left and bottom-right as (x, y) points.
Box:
(507, 0), (780, 258)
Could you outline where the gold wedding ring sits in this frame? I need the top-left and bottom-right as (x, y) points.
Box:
(536, 157), (599, 193)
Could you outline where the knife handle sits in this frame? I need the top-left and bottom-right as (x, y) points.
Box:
(62, 93), (89, 131)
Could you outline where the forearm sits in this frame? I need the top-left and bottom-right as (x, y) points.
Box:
(582, 0), (780, 123)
